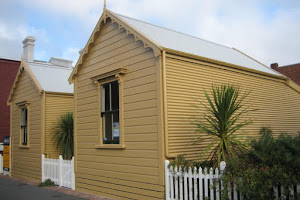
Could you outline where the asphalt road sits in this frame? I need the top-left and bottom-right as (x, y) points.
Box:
(0, 177), (86, 200)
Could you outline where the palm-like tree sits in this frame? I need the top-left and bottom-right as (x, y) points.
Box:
(194, 84), (253, 166)
(52, 112), (74, 160)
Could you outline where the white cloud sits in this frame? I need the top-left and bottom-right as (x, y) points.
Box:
(113, 0), (299, 66)
(191, 1), (300, 66)
(62, 47), (80, 64)
(23, 0), (102, 28)
(0, 0), (299, 66)
(0, 19), (49, 60)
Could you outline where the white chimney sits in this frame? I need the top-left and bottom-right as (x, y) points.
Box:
(22, 36), (36, 62)
(49, 57), (73, 68)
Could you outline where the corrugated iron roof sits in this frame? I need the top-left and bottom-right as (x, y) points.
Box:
(116, 12), (279, 76)
(27, 61), (73, 93)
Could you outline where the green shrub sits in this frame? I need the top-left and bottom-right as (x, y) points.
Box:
(169, 154), (215, 171)
(38, 179), (56, 187)
(222, 127), (300, 200)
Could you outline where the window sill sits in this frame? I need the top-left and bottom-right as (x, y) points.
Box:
(19, 145), (30, 149)
(95, 144), (126, 149)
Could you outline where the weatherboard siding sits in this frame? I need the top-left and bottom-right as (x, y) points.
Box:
(10, 70), (41, 181)
(44, 93), (73, 159)
(75, 19), (164, 199)
(165, 53), (300, 160)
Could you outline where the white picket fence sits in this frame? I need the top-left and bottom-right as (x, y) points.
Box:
(42, 154), (75, 190)
(165, 160), (299, 200)
(0, 154), (3, 174)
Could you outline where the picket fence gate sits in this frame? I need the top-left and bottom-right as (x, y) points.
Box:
(0, 154), (3, 174)
(165, 160), (300, 200)
(42, 154), (75, 190)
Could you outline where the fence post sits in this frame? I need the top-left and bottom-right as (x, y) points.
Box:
(189, 166), (193, 200)
(58, 155), (63, 187)
(220, 161), (226, 172)
(220, 161), (226, 195)
(165, 160), (170, 200)
(71, 156), (75, 190)
(209, 168), (214, 200)
(42, 154), (44, 181)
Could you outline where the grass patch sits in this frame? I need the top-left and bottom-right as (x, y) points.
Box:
(38, 179), (56, 187)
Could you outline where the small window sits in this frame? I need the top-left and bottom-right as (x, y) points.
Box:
(101, 81), (120, 144)
(21, 107), (28, 145)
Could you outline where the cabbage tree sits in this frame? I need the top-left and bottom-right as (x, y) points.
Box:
(194, 84), (253, 166)
(52, 112), (74, 160)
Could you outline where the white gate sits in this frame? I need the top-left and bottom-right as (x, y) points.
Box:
(42, 154), (75, 190)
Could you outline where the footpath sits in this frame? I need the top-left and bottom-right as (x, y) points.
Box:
(0, 174), (114, 200)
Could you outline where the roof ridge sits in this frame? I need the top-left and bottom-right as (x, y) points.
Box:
(281, 63), (300, 68)
(114, 12), (233, 50)
(30, 62), (73, 70)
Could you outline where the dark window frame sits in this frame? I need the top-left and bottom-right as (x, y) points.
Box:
(21, 107), (28, 145)
(101, 80), (120, 144)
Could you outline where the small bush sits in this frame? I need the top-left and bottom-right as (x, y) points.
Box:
(222, 127), (300, 200)
(169, 154), (215, 172)
(38, 179), (56, 187)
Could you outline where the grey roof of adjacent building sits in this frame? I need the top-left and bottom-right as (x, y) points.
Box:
(116, 12), (280, 76)
(27, 61), (73, 93)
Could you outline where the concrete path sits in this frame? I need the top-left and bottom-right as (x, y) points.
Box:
(0, 177), (85, 200)
(0, 175), (113, 200)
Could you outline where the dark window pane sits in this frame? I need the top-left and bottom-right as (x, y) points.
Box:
(111, 81), (119, 110)
(103, 113), (112, 144)
(24, 126), (27, 144)
(25, 108), (27, 123)
(22, 126), (27, 145)
(21, 107), (28, 145)
(103, 84), (110, 111)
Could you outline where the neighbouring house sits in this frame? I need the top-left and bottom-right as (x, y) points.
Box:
(271, 63), (300, 85)
(7, 36), (73, 181)
(0, 58), (20, 154)
(68, 8), (300, 200)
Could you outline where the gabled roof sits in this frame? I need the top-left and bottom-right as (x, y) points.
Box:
(27, 61), (73, 93)
(69, 9), (281, 82)
(116, 12), (279, 76)
(8, 60), (73, 103)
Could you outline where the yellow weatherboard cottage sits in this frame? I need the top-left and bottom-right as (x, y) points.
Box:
(7, 36), (73, 181)
(69, 7), (300, 200)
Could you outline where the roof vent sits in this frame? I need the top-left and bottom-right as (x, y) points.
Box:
(49, 57), (73, 68)
(22, 36), (36, 62)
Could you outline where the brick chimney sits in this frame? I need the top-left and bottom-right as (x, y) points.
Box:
(22, 36), (36, 62)
(271, 63), (279, 70)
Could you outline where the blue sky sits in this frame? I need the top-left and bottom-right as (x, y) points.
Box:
(0, 0), (299, 67)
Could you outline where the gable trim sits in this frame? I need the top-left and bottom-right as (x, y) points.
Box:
(7, 61), (43, 105)
(68, 9), (162, 83)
